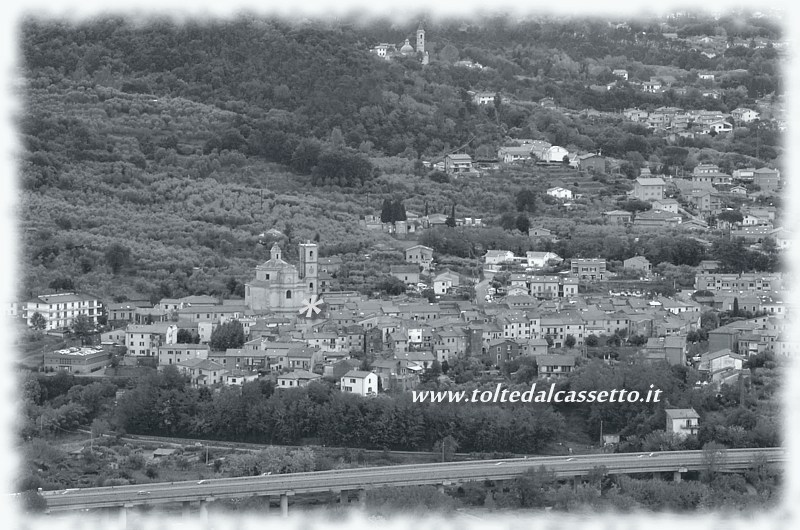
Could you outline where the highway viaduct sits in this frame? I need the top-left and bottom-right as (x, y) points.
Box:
(38, 447), (785, 524)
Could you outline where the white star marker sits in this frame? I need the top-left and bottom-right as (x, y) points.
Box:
(299, 294), (324, 318)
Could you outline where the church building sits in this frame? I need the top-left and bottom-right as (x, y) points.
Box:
(245, 242), (318, 313)
(369, 23), (429, 65)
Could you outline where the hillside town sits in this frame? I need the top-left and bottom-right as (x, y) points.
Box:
(14, 230), (791, 395)
(12, 9), (788, 520)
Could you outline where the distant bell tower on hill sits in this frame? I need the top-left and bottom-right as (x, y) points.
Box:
(416, 23), (425, 54)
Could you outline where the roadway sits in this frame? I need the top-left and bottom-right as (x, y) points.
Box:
(41, 447), (785, 513)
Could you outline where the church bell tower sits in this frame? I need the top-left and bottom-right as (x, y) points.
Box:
(298, 241), (318, 296)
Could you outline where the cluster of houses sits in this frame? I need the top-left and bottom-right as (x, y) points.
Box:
(589, 162), (785, 238)
(496, 139), (571, 165)
(36, 255), (789, 394)
(473, 245), (790, 388)
(426, 135), (606, 178)
(623, 106), (759, 136)
(668, 31), (788, 58)
(22, 235), (791, 397)
(358, 211), (483, 237)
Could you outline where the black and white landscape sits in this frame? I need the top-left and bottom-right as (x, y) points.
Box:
(10, 7), (789, 525)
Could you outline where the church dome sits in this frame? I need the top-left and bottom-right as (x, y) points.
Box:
(400, 39), (414, 55)
(259, 244), (293, 270)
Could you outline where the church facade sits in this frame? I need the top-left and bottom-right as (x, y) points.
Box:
(245, 242), (318, 313)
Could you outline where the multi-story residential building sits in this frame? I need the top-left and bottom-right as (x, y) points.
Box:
(405, 245), (434, 272)
(106, 301), (152, 323)
(581, 308), (629, 336)
(261, 341), (304, 371)
(688, 189), (724, 213)
(577, 153), (606, 173)
(371, 359), (418, 392)
(23, 292), (102, 330)
(612, 69), (628, 80)
(487, 338), (523, 364)
(641, 336), (686, 365)
(176, 358), (226, 387)
(651, 198), (679, 213)
(390, 265), (421, 285)
(624, 108), (649, 121)
(389, 331), (410, 354)
(693, 163), (721, 175)
(540, 313), (585, 347)
(484, 250), (515, 265)
(444, 153), (473, 174)
(527, 276), (559, 298)
(286, 345), (322, 371)
(570, 258), (607, 280)
(318, 256), (343, 275)
(396, 303), (441, 321)
(753, 167), (780, 191)
(731, 107), (759, 123)
(529, 227), (556, 241)
(498, 313), (531, 340)
(473, 91), (497, 105)
(157, 343), (210, 367)
(603, 210), (633, 225)
(208, 348), (268, 371)
(341, 370), (379, 396)
(623, 256), (652, 274)
(694, 273), (783, 292)
(632, 177), (665, 201)
(691, 170), (732, 187)
(434, 328), (469, 356)
(522, 337), (549, 356)
(732, 167), (756, 181)
(774, 339), (800, 358)
(125, 323), (177, 357)
(665, 408), (700, 438)
(498, 145), (533, 163)
(277, 370), (322, 389)
(641, 79), (662, 93)
(633, 210), (682, 229)
(433, 270), (461, 295)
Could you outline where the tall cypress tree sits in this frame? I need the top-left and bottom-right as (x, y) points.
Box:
(445, 204), (456, 228)
(380, 198), (392, 223)
(393, 199), (407, 221)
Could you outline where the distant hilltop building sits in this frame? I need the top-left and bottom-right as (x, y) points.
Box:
(370, 23), (429, 65)
(245, 242), (318, 313)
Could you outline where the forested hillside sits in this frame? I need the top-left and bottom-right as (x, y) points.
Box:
(18, 14), (784, 301)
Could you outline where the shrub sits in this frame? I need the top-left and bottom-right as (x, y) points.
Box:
(125, 453), (146, 470)
(145, 464), (158, 479)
